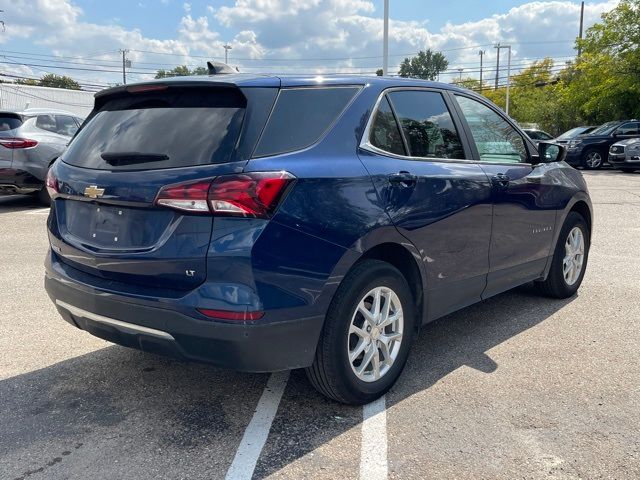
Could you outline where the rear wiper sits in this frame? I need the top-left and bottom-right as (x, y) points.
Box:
(100, 152), (169, 166)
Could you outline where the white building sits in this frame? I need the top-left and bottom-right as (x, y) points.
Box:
(0, 83), (95, 117)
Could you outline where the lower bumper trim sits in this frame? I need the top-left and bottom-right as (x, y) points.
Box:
(56, 300), (175, 341)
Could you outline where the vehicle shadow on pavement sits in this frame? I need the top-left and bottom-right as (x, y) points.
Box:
(0, 195), (47, 213)
(0, 284), (573, 479)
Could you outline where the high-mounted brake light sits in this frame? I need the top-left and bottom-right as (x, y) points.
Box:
(126, 84), (168, 94)
(197, 308), (265, 321)
(155, 171), (295, 218)
(45, 169), (59, 198)
(0, 137), (38, 149)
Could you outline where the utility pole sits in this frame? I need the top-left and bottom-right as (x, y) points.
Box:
(119, 49), (129, 85)
(479, 50), (485, 92)
(382, 0), (389, 76)
(457, 68), (464, 81)
(495, 44), (512, 115)
(494, 43), (501, 90)
(223, 44), (232, 64)
(577, 1), (585, 57)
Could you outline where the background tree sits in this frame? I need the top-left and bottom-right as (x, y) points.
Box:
(398, 49), (448, 80)
(155, 65), (209, 79)
(376, 69), (383, 76)
(15, 74), (81, 90)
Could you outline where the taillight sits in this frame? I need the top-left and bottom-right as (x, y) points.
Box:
(45, 169), (59, 198)
(0, 137), (38, 149)
(197, 308), (264, 321)
(155, 171), (295, 218)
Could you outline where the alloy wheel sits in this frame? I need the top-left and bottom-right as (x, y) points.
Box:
(563, 226), (585, 286)
(347, 286), (404, 383)
(585, 151), (602, 168)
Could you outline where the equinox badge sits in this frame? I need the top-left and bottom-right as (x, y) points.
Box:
(84, 185), (105, 199)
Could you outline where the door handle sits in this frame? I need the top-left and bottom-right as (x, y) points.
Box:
(491, 173), (510, 188)
(388, 171), (417, 187)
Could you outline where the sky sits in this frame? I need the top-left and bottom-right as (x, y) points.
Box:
(0, 0), (620, 90)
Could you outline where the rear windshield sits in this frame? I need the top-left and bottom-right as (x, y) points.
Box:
(0, 114), (23, 131)
(253, 86), (360, 157)
(63, 88), (246, 170)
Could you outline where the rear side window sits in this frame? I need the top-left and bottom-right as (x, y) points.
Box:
(387, 90), (464, 159)
(56, 115), (79, 136)
(0, 114), (22, 131)
(369, 96), (406, 155)
(36, 115), (58, 133)
(616, 122), (639, 135)
(253, 87), (360, 157)
(63, 88), (246, 170)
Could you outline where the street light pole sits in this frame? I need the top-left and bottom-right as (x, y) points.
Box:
(119, 49), (129, 85)
(223, 44), (232, 64)
(382, 0), (389, 76)
(479, 50), (485, 92)
(495, 44), (512, 115)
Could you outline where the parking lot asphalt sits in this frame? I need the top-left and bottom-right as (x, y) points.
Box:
(1, 170), (639, 480)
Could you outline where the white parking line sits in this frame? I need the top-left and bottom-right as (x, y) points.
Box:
(25, 208), (50, 215)
(225, 370), (290, 480)
(360, 395), (388, 480)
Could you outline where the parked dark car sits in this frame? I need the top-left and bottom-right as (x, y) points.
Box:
(45, 75), (593, 404)
(554, 126), (596, 145)
(609, 138), (640, 172)
(566, 120), (640, 169)
(0, 109), (84, 204)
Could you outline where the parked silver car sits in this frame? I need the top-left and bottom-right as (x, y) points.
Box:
(608, 138), (640, 172)
(0, 109), (83, 204)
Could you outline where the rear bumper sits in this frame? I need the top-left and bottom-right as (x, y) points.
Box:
(608, 153), (640, 166)
(45, 270), (324, 373)
(0, 167), (42, 194)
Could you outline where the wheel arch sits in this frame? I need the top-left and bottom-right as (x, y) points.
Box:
(318, 228), (428, 331)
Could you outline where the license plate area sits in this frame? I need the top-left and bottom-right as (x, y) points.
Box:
(92, 205), (124, 246)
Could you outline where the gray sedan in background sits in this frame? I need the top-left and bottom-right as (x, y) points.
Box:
(609, 138), (640, 172)
(0, 109), (83, 204)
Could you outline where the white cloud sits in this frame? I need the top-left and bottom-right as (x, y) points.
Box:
(0, 0), (620, 87)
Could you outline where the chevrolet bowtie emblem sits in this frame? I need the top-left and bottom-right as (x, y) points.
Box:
(84, 185), (105, 199)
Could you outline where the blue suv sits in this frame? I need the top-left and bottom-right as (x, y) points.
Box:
(45, 75), (593, 404)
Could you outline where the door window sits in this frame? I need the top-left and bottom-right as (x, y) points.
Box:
(35, 115), (57, 133)
(387, 91), (464, 159)
(56, 115), (79, 136)
(456, 95), (528, 163)
(368, 96), (406, 155)
(615, 122), (639, 136)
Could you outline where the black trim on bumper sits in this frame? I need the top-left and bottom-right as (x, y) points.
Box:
(45, 274), (324, 372)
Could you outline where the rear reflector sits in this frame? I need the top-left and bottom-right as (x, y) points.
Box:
(0, 137), (38, 149)
(197, 308), (264, 321)
(155, 171), (295, 218)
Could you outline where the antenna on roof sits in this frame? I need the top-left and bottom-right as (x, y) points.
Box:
(206, 61), (238, 75)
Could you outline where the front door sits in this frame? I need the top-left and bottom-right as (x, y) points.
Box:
(358, 88), (493, 321)
(452, 94), (557, 298)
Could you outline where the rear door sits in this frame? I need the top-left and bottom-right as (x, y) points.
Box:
(358, 88), (493, 320)
(451, 93), (557, 298)
(48, 85), (263, 292)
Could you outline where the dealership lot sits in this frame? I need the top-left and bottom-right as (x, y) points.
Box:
(0, 171), (639, 480)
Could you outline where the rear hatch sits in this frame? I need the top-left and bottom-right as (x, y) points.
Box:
(48, 84), (254, 291)
(0, 113), (25, 168)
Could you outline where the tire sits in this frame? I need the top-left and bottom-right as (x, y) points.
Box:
(535, 212), (590, 298)
(581, 148), (604, 170)
(306, 259), (416, 405)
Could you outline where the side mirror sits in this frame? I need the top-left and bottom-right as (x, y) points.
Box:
(534, 142), (566, 165)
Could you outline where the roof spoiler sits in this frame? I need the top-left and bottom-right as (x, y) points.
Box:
(207, 61), (239, 75)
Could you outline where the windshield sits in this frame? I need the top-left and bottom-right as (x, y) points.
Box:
(557, 127), (585, 140)
(590, 122), (619, 135)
